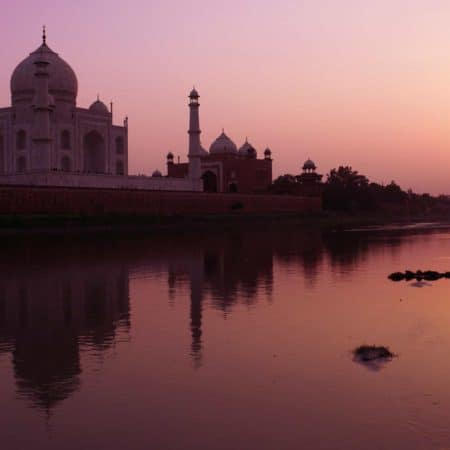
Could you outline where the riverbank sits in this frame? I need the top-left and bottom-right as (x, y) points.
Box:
(0, 210), (448, 235)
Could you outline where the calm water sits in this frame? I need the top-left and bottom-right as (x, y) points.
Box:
(1, 224), (450, 450)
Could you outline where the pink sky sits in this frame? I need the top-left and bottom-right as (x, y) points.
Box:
(1, 0), (450, 194)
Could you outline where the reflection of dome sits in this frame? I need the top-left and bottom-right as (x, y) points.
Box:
(152, 170), (162, 177)
(11, 42), (78, 104)
(303, 158), (316, 171)
(209, 131), (237, 155)
(238, 140), (257, 158)
(89, 99), (109, 114)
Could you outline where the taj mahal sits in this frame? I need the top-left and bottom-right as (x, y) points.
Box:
(0, 31), (278, 194)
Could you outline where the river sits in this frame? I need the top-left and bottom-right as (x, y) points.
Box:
(1, 223), (450, 449)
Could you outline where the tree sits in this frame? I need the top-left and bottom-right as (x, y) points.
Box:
(323, 166), (374, 211)
(270, 174), (299, 194)
(382, 181), (407, 203)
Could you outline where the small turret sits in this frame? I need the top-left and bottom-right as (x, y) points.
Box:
(302, 158), (316, 172)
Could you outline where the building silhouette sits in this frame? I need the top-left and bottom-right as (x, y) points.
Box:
(167, 89), (273, 193)
(0, 29), (128, 176)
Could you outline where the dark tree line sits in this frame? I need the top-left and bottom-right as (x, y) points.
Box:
(272, 166), (450, 213)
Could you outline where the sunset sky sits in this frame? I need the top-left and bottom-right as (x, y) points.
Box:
(1, 0), (450, 194)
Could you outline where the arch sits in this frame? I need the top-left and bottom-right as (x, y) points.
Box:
(17, 156), (26, 173)
(61, 130), (71, 150)
(116, 160), (124, 175)
(229, 183), (238, 193)
(16, 130), (26, 150)
(83, 130), (105, 173)
(0, 135), (4, 173)
(115, 136), (124, 154)
(202, 170), (218, 193)
(61, 156), (71, 172)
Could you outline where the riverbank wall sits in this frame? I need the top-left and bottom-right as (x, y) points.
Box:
(0, 185), (321, 217)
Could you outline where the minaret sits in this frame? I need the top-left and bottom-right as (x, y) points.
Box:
(32, 27), (53, 171)
(188, 88), (202, 181)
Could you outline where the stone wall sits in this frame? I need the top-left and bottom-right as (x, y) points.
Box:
(0, 185), (321, 216)
(0, 172), (202, 192)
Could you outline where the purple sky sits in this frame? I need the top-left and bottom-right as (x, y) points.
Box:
(1, 0), (450, 193)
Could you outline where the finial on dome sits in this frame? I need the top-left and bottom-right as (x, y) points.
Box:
(42, 25), (46, 45)
(97, 93), (100, 101)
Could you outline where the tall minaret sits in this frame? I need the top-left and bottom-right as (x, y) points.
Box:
(32, 27), (53, 171)
(188, 88), (202, 181)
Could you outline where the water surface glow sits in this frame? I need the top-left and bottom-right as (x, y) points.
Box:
(1, 225), (450, 449)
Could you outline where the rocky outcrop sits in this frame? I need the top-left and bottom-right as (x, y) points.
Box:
(353, 345), (395, 362)
(388, 270), (450, 282)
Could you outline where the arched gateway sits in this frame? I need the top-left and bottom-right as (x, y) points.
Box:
(202, 171), (218, 193)
(83, 131), (105, 173)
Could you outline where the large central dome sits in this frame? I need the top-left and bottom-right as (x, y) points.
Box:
(10, 41), (78, 105)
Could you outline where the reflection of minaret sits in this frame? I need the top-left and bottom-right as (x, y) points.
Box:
(162, 232), (275, 366)
(168, 271), (176, 307)
(189, 253), (204, 368)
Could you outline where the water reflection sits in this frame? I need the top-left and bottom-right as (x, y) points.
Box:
(0, 225), (443, 414)
(0, 238), (130, 412)
(167, 232), (275, 366)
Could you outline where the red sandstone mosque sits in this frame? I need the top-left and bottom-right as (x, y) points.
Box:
(165, 88), (273, 193)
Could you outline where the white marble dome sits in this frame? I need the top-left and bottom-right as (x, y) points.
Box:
(209, 131), (237, 155)
(10, 42), (78, 104)
(89, 99), (109, 114)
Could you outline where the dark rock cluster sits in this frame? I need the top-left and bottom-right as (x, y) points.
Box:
(353, 345), (394, 362)
(388, 270), (450, 282)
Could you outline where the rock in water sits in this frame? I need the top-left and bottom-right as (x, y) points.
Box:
(353, 345), (394, 362)
(423, 271), (442, 281)
(388, 270), (448, 282)
(388, 272), (405, 281)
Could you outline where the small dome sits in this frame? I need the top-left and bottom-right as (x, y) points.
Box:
(11, 41), (78, 105)
(167, 151), (174, 159)
(189, 87), (199, 98)
(303, 158), (316, 171)
(209, 131), (237, 155)
(264, 147), (272, 155)
(152, 170), (163, 177)
(238, 140), (257, 158)
(89, 99), (109, 114)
